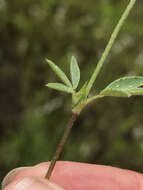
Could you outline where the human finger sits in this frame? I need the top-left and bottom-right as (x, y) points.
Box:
(2, 161), (143, 190)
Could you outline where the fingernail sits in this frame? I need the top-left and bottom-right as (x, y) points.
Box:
(12, 177), (35, 190)
(48, 182), (65, 190)
(13, 177), (65, 190)
(1, 167), (29, 189)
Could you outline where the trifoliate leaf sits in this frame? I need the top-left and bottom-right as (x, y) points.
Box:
(70, 56), (80, 89)
(100, 76), (143, 97)
(46, 59), (72, 88)
(46, 83), (74, 93)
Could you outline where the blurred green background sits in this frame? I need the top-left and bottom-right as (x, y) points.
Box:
(0, 0), (143, 184)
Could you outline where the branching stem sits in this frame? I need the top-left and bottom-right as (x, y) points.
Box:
(45, 114), (78, 179)
(45, 0), (136, 181)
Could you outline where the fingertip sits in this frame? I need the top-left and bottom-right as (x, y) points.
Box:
(3, 177), (65, 190)
(1, 167), (30, 190)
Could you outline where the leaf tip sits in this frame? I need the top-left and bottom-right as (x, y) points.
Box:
(71, 55), (76, 61)
(45, 58), (52, 64)
(45, 83), (49, 87)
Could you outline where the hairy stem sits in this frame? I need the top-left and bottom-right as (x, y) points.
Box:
(45, 114), (78, 179)
(86, 0), (136, 95)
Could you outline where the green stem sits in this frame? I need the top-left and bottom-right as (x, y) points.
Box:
(86, 94), (104, 104)
(86, 0), (136, 95)
(45, 114), (78, 179)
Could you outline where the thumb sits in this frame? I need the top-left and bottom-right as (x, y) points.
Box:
(4, 177), (65, 190)
(2, 167), (65, 190)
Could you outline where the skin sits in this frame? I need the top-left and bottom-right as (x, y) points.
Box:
(2, 161), (143, 190)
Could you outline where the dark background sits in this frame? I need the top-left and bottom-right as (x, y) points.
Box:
(0, 0), (143, 185)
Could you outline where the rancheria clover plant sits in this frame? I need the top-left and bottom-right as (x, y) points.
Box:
(45, 0), (140, 179)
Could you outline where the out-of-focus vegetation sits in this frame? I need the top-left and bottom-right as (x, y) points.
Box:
(0, 0), (143, 183)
